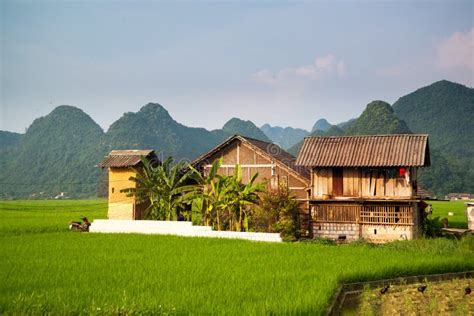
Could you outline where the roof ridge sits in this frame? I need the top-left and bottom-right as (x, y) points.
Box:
(303, 134), (428, 139)
(237, 134), (273, 145)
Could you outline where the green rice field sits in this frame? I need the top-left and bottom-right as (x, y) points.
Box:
(0, 200), (473, 314)
(429, 200), (471, 228)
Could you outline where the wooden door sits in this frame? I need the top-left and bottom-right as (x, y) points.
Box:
(333, 168), (343, 196)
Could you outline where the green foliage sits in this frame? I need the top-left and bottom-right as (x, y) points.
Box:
(222, 117), (271, 142)
(260, 124), (309, 150)
(0, 103), (274, 199)
(418, 149), (465, 197)
(0, 106), (106, 199)
(0, 131), (21, 152)
(124, 157), (196, 221)
(253, 185), (300, 241)
(187, 158), (264, 231)
(0, 200), (473, 314)
(311, 118), (332, 132)
(393, 80), (474, 195)
(346, 100), (410, 135)
(104, 103), (226, 162)
(2, 80), (472, 198)
(287, 101), (406, 156)
(422, 216), (443, 238)
(337, 118), (357, 130)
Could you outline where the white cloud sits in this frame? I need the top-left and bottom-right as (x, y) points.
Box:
(437, 27), (474, 71)
(252, 54), (346, 85)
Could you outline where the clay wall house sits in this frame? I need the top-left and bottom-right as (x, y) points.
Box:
(191, 135), (311, 235)
(97, 150), (158, 220)
(295, 134), (430, 242)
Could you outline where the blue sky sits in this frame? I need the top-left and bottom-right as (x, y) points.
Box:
(1, 1), (473, 133)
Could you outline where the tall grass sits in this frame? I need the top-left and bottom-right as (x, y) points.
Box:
(0, 200), (473, 314)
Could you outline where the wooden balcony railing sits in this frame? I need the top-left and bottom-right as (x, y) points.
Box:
(313, 204), (359, 223)
(313, 204), (414, 225)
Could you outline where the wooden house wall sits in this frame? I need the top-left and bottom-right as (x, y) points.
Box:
(311, 167), (416, 199)
(202, 141), (308, 200)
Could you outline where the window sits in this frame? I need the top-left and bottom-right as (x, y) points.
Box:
(332, 168), (343, 196)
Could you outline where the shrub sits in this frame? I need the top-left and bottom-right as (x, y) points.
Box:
(252, 185), (300, 241)
(422, 216), (443, 238)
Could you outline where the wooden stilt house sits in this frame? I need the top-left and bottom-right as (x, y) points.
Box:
(192, 135), (311, 235)
(97, 150), (158, 220)
(295, 134), (430, 242)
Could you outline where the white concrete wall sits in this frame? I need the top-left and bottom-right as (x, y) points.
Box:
(89, 220), (282, 242)
(361, 224), (414, 242)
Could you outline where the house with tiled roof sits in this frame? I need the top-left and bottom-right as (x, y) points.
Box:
(97, 150), (159, 220)
(192, 134), (311, 236)
(295, 134), (430, 242)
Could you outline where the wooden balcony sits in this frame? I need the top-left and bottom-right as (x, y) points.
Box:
(312, 204), (414, 225)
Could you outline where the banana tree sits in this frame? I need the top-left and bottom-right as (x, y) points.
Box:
(186, 158), (264, 231)
(124, 157), (196, 220)
(228, 164), (264, 231)
(186, 158), (223, 226)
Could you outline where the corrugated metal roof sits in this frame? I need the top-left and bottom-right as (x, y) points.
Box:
(97, 149), (155, 168)
(295, 134), (430, 167)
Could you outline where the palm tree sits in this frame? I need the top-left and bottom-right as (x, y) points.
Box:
(124, 157), (196, 220)
(187, 158), (229, 229)
(228, 165), (264, 231)
(187, 159), (264, 231)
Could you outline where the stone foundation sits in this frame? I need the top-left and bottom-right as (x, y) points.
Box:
(312, 222), (416, 243)
(313, 222), (359, 242)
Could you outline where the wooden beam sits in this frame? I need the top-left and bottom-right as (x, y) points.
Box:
(204, 164), (275, 168)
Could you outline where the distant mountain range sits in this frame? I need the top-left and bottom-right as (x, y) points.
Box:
(260, 124), (309, 150)
(287, 100), (410, 156)
(0, 80), (472, 198)
(311, 119), (332, 133)
(0, 104), (270, 198)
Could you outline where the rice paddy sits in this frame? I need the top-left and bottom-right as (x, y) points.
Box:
(355, 277), (473, 315)
(429, 200), (471, 228)
(0, 200), (473, 314)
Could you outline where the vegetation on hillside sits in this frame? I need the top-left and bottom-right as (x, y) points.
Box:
(0, 131), (21, 152)
(260, 124), (309, 150)
(1, 80), (472, 198)
(0, 104), (272, 199)
(222, 117), (271, 142)
(345, 100), (410, 135)
(103, 103), (225, 162)
(311, 118), (332, 132)
(393, 80), (474, 195)
(0, 106), (106, 199)
(287, 101), (407, 156)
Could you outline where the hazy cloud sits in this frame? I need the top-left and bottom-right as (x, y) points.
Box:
(252, 54), (346, 85)
(437, 27), (474, 71)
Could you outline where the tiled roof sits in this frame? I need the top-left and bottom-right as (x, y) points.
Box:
(97, 150), (155, 168)
(295, 134), (430, 167)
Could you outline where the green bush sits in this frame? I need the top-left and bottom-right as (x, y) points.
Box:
(253, 185), (300, 241)
(422, 216), (443, 238)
